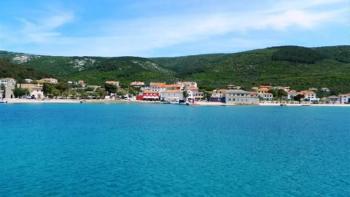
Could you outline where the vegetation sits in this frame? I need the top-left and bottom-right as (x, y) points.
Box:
(1, 45), (350, 94)
(0, 58), (47, 81)
(152, 45), (350, 93)
(43, 83), (69, 98)
(14, 88), (29, 98)
(268, 89), (288, 99)
(271, 46), (325, 63)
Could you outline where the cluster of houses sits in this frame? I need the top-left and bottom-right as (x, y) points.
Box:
(1, 77), (350, 105)
(0, 78), (59, 100)
(209, 85), (320, 104)
(135, 82), (204, 103)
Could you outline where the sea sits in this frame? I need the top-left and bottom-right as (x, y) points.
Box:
(0, 104), (349, 196)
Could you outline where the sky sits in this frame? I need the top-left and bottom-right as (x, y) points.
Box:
(0, 0), (349, 57)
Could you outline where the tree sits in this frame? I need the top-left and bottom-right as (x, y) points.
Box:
(104, 83), (117, 94)
(96, 88), (107, 99)
(56, 82), (68, 93)
(43, 83), (54, 96)
(294, 94), (305, 102)
(183, 91), (189, 100)
(14, 88), (29, 98)
(269, 89), (287, 99)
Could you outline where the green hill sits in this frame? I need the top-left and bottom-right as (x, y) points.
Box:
(0, 52), (176, 85)
(1, 45), (350, 93)
(152, 46), (350, 93)
(0, 58), (48, 82)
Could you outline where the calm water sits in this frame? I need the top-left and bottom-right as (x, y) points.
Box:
(0, 104), (350, 196)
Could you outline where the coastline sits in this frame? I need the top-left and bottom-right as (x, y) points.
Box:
(1, 99), (350, 107)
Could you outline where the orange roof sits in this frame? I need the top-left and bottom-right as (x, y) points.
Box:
(150, 82), (166, 86)
(143, 90), (159, 94)
(162, 90), (182, 93)
(299, 90), (315, 95)
(259, 85), (272, 89)
(258, 87), (270, 92)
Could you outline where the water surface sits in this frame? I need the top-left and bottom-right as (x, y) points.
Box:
(0, 104), (349, 196)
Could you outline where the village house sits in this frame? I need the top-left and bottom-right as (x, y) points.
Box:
(287, 90), (298, 100)
(24, 79), (33, 83)
(258, 92), (273, 100)
(149, 82), (167, 92)
(136, 90), (160, 101)
(186, 87), (204, 102)
(227, 84), (241, 90)
(327, 96), (340, 104)
(105, 81), (120, 87)
(0, 78), (16, 99)
(225, 90), (259, 105)
(309, 87), (318, 92)
(130, 81), (145, 87)
(272, 86), (290, 92)
(177, 81), (197, 90)
(160, 90), (184, 103)
(299, 90), (319, 102)
(78, 80), (86, 87)
(256, 86), (273, 100)
(37, 78), (58, 84)
(339, 93), (350, 104)
(17, 84), (44, 99)
(321, 87), (330, 93)
(210, 89), (226, 102)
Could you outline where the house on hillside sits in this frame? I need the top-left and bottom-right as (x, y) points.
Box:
(130, 81), (145, 87)
(37, 78), (58, 84)
(105, 81), (120, 87)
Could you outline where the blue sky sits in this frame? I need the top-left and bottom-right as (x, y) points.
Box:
(0, 0), (349, 57)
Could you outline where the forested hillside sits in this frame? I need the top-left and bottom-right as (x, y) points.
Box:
(1, 45), (350, 93)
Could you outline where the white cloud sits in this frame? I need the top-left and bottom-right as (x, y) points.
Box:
(16, 10), (74, 43)
(1, 0), (348, 56)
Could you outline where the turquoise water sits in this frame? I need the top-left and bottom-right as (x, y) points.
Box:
(0, 104), (350, 196)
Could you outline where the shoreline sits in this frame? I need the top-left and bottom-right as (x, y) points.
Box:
(1, 99), (350, 107)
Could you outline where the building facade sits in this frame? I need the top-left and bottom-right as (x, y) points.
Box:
(136, 91), (160, 101)
(0, 78), (16, 99)
(18, 84), (44, 99)
(299, 90), (319, 102)
(37, 78), (58, 84)
(225, 90), (259, 105)
(210, 89), (226, 102)
(160, 90), (184, 103)
(105, 81), (120, 87)
(339, 94), (350, 104)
